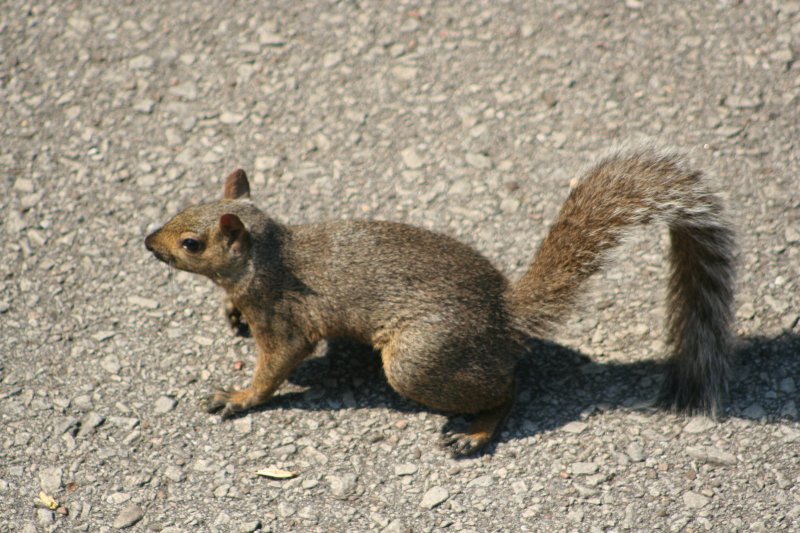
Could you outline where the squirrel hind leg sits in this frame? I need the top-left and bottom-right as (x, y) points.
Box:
(440, 388), (516, 457)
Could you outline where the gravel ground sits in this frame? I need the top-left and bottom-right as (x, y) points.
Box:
(2, 1), (799, 531)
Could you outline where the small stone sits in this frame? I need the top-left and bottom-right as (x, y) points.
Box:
(133, 99), (155, 114)
(323, 52), (342, 68)
(101, 355), (121, 374)
(92, 331), (115, 342)
(742, 403), (766, 419)
(220, 111), (247, 125)
(400, 147), (424, 169)
(259, 32), (286, 46)
(169, 81), (199, 101)
(683, 416), (715, 434)
(154, 396), (177, 414)
(785, 225), (800, 243)
(683, 491), (710, 509)
(394, 463), (418, 476)
(239, 520), (262, 533)
(725, 95), (762, 109)
(233, 416), (252, 434)
(164, 465), (185, 483)
(391, 65), (418, 80)
(277, 502), (296, 517)
(779, 377), (796, 394)
(467, 475), (493, 488)
(56, 416), (79, 435)
(78, 411), (105, 437)
(255, 156), (281, 171)
(273, 444), (297, 458)
(562, 421), (588, 434)
(129, 55), (154, 70)
(465, 152), (493, 169)
(383, 519), (410, 533)
(686, 445), (737, 465)
(39, 466), (63, 493)
(113, 504), (144, 529)
(420, 486), (449, 509)
(14, 178), (35, 193)
(626, 443), (645, 462)
(571, 462), (599, 475)
(127, 296), (159, 309)
(327, 473), (358, 500)
(37, 509), (54, 526)
(214, 484), (231, 498)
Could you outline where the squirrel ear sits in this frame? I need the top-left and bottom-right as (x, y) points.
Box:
(223, 169), (250, 200)
(219, 213), (246, 241)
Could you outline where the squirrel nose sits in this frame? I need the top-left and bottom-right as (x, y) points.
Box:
(144, 232), (157, 252)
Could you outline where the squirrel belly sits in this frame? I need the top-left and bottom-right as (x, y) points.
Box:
(145, 149), (736, 456)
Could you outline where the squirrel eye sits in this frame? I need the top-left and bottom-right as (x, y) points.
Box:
(181, 238), (202, 253)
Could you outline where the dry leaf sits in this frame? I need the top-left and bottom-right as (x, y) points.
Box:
(255, 468), (298, 479)
(38, 491), (58, 510)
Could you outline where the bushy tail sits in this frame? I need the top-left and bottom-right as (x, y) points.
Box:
(509, 149), (736, 414)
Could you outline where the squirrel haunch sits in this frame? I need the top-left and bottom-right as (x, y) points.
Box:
(145, 151), (736, 456)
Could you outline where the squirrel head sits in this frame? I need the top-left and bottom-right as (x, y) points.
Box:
(145, 169), (264, 287)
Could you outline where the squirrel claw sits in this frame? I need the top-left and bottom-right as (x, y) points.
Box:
(203, 391), (234, 415)
(440, 431), (487, 458)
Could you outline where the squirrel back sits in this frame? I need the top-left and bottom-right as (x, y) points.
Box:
(509, 149), (736, 414)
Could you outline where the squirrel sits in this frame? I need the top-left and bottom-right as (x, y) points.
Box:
(144, 149), (735, 456)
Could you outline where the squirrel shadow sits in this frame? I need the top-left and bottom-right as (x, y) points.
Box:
(245, 332), (799, 455)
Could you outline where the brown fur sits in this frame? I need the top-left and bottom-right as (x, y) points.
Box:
(145, 152), (736, 456)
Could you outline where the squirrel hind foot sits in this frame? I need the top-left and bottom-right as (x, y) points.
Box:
(440, 396), (515, 457)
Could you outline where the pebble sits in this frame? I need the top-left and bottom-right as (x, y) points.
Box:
(255, 156), (281, 171)
(465, 152), (493, 169)
(92, 331), (116, 342)
(169, 82), (198, 101)
(420, 486), (449, 509)
(779, 377), (796, 394)
(394, 463), (418, 476)
(571, 462), (599, 475)
(626, 442), (645, 462)
(78, 411), (105, 437)
(113, 504), (144, 529)
(233, 416), (252, 434)
(220, 111), (247, 125)
(467, 475), (493, 488)
(400, 147), (424, 169)
(391, 66), (418, 80)
(742, 403), (766, 420)
(683, 491), (710, 509)
(133, 99), (155, 114)
(164, 465), (185, 483)
(37, 509), (54, 526)
(101, 354), (121, 374)
(383, 519), (410, 533)
(39, 466), (63, 493)
(686, 446), (737, 465)
(683, 416), (715, 434)
(327, 473), (358, 500)
(127, 296), (159, 309)
(129, 55), (154, 70)
(153, 396), (177, 414)
(323, 52), (343, 68)
(725, 95), (762, 109)
(239, 520), (262, 533)
(561, 421), (588, 434)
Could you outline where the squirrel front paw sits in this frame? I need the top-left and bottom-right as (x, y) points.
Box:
(223, 299), (250, 337)
(204, 389), (247, 419)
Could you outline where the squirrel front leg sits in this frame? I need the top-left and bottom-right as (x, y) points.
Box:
(205, 329), (312, 419)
